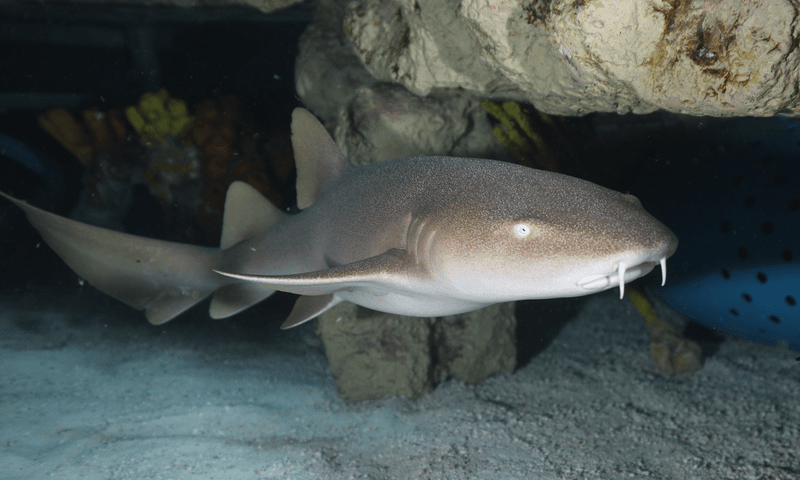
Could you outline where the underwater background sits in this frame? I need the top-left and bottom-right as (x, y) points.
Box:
(0, 2), (798, 479)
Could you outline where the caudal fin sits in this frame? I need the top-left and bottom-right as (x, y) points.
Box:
(1, 191), (224, 324)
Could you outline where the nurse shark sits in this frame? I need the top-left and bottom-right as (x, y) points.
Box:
(1, 108), (677, 329)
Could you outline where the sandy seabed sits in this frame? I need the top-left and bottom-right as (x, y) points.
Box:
(1, 286), (798, 480)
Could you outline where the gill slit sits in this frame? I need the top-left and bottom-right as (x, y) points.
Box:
(409, 215), (440, 280)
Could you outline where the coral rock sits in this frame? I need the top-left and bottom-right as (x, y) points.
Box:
(314, 302), (517, 401)
(335, 0), (800, 117)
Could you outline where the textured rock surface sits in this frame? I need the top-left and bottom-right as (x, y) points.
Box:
(12, 0), (306, 14)
(314, 304), (434, 401)
(334, 84), (508, 166)
(295, 0), (509, 164)
(341, 0), (800, 117)
(314, 303), (517, 400)
(295, 0), (378, 125)
(433, 303), (517, 385)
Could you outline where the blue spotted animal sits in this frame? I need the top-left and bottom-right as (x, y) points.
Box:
(645, 118), (799, 351)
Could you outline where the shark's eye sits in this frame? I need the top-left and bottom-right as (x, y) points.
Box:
(514, 223), (531, 238)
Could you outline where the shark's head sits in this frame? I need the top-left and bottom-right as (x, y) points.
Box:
(414, 159), (678, 302)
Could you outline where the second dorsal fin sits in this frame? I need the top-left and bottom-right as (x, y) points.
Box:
(220, 181), (286, 250)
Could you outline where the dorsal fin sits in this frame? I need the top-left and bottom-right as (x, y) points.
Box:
(220, 181), (286, 249)
(291, 108), (349, 210)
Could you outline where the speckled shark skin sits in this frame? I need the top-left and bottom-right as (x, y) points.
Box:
(1, 108), (677, 329)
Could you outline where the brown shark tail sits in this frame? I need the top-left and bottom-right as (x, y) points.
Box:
(1, 191), (224, 325)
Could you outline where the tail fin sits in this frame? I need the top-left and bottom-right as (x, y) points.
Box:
(2, 181), (287, 324)
(1, 191), (223, 325)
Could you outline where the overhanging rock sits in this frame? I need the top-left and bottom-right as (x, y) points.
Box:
(343, 0), (800, 117)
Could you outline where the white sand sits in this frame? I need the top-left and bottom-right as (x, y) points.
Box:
(2, 287), (798, 480)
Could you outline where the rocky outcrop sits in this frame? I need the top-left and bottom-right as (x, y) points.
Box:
(301, 0), (800, 118)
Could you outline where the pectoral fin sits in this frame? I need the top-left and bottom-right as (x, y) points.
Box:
(214, 248), (415, 296)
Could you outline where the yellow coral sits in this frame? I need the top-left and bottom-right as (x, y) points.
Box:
(125, 88), (194, 146)
(124, 106), (146, 135)
(628, 289), (660, 331)
(483, 99), (550, 167)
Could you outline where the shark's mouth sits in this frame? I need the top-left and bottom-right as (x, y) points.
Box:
(576, 257), (668, 299)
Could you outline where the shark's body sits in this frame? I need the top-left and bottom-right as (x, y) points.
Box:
(2, 108), (678, 328)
